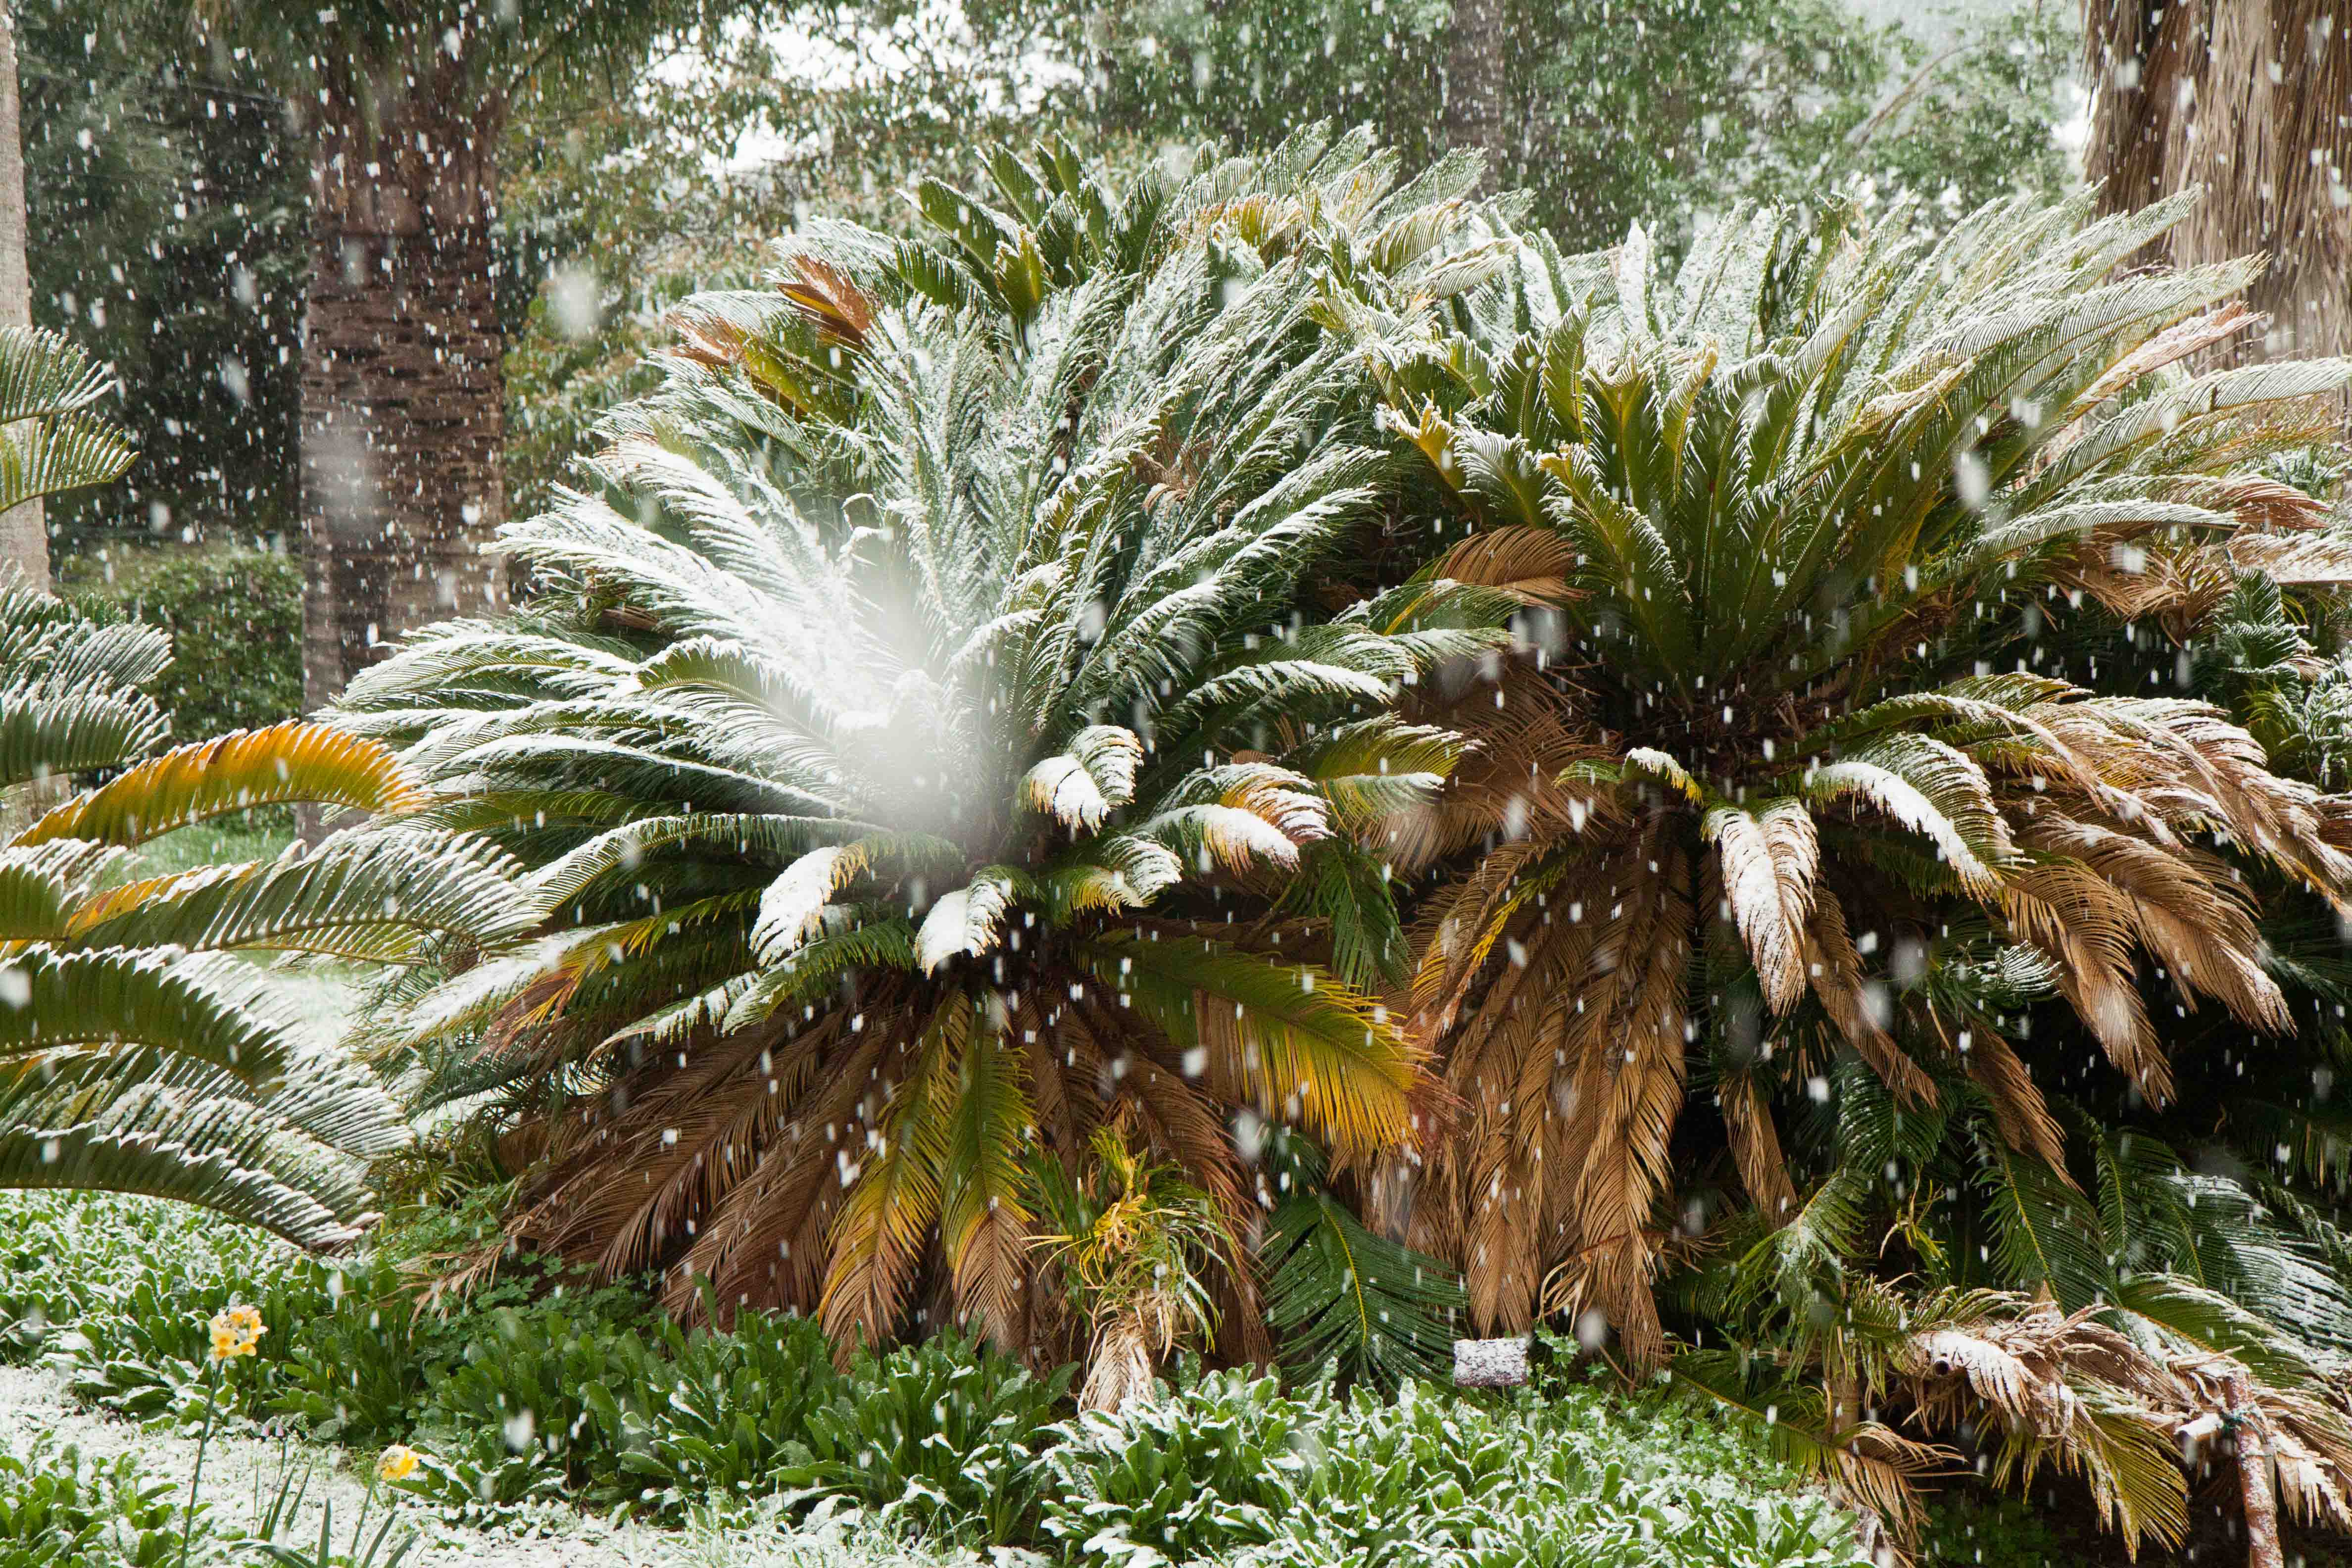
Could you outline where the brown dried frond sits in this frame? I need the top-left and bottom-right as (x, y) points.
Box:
(1384, 664), (1615, 874)
(2000, 860), (2168, 1101)
(779, 255), (875, 345)
(1902, 1300), (2193, 1550)
(1718, 1065), (1798, 1226)
(1553, 827), (1693, 1366)
(2015, 813), (2288, 1032)
(1430, 524), (1579, 602)
(1079, 1313), (1160, 1413)
(1804, 890), (1938, 1107)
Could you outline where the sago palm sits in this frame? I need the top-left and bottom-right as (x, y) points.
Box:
(1676, 1164), (2352, 1551)
(0, 328), (533, 1246)
(1357, 192), (2352, 1358)
(340, 130), (1513, 1352)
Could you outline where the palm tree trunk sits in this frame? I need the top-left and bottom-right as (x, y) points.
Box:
(2084, 0), (2352, 361)
(298, 61), (508, 722)
(0, 4), (45, 588)
(1443, 0), (1511, 191)
(2223, 1369), (2286, 1568)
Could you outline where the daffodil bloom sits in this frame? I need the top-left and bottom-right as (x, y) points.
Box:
(376, 1445), (420, 1484)
(206, 1304), (266, 1363)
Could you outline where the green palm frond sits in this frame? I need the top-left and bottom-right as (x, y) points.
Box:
(0, 684), (167, 789)
(1091, 932), (1419, 1158)
(60, 828), (532, 960)
(0, 579), (527, 1248)
(0, 411), (137, 513)
(0, 327), (134, 510)
(0, 1121), (362, 1251)
(18, 722), (425, 846)
(0, 326), (116, 423)
(1258, 1133), (1465, 1389)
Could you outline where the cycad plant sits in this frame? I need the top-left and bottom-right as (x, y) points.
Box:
(1676, 1155), (2352, 1549)
(340, 129), (1512, 1354)
(0, 327), (136, 515)
(1030, 1119), (1228, 1412)
(0, 326), (532, 1247)
(1358, 191), (2352, 1364)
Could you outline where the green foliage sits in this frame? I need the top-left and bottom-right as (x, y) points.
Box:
(66, 550), (304, 742)
(801, 1333), (1069, 1540)
(1257, 1132), (1466, 1390)
(1919, 1491), (2085, 1568)
(1035, 1368), (1869, 1568)
(581, 1308), (844, 1520)
(0, 1437), (197, 1568)
(8, 1191), (1866, 1567)
(0, 575), (542, 1246)
(1034, 1368), (1303, 1564)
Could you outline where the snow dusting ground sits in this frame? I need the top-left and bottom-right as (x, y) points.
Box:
(0, 1364), (964, 1568)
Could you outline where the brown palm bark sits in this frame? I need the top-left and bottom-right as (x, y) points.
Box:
(1443, 0), (1511, 192)
(299, 58), (508, 721)
(2223, 1369), (2287, 1568)
(2085, 0), (2352, 360)
(0, 3), (45, 587)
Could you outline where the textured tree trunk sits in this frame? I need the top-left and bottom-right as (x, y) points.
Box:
(1442, 0), (1511, 191)
(2084, 0), (2352, 360)
(299, 62), (507, 724)
(2223, 1369), (2286, 1568)
(0, 4), (45, 588)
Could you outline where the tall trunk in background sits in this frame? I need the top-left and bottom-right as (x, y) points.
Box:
(299, 58), (507, 723)
(0, 4), (45, 588)
(1443, 0), (1510, 192)
(2085, 0), (2352, 360)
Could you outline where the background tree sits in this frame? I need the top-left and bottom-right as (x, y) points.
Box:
(1442, 0), (1509, 189)
(186, 0), (764, 725)
(1028, 0), (2078, 253)
(2084, 0), (2352, 360)
(1, 3), (41, 584)
(21, 0), (308, 561)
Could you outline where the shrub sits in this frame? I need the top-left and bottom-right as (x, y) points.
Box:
(583, 1308), (844, 1521)
(1, 1193), (1871, 1565)
(1035, 1369), (1314, 1566)
(406, 1296), (664, 1502)
(68, 547), (302, 741)
(268, 1252), (465, 1445)
(62, 1263), (339, 1424)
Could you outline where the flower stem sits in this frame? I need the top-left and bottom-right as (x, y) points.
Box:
(178, 1359), (222, 1568)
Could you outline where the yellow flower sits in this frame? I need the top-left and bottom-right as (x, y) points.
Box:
(376, 1445), (420, 1484)
(206, 1304), (266, 1364)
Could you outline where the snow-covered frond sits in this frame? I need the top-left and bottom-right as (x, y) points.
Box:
(526, 813), (858, 918)
(1020, 724), (1143, 833)
(1705, 799), (1817, 1014)
(916, 866), (1025, 972)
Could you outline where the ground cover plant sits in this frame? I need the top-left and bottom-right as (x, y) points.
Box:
(0, 1191), (1879, 1567)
